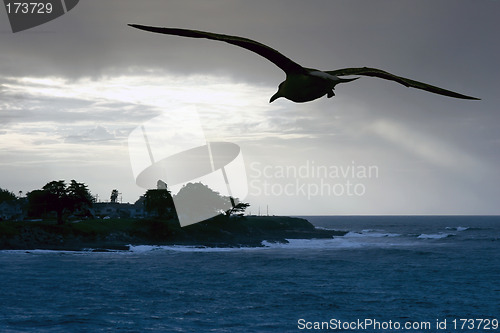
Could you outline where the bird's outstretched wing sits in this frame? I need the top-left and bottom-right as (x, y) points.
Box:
(327, 67), (479, 100)
(128, 24), (306, 75)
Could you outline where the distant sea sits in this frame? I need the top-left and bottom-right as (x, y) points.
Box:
(1, 216), (499, 332)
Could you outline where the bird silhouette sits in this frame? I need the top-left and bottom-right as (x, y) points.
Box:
(128, 24), (479, 103)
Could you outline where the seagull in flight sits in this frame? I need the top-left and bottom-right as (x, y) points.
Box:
(128, 24), (479, 103)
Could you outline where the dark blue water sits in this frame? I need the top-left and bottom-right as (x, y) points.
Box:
(1, 216), (499, 332)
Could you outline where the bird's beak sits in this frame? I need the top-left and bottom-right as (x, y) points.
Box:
(269, 92), (281, 103)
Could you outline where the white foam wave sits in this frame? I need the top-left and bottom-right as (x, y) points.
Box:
(314, 226), (340, 231)
(445, 226), (470, 232)
(344, 231), (401, 238)
(262, 238), (363, 249)
(417, 233), (454, 239)
(129, 238), (366, 252)
(127, 244), (258, 253)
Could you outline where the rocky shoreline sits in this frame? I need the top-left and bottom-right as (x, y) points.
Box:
(0, 216), (347, 251)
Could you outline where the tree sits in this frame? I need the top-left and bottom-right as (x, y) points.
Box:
(27, 180), (93, 224)
(173, 182), (228, 220)
(173, 182), (250, 223)
(42, 180), (68, 224)
(26, 189), (47, 218)
(0, 188), (17, 203)
(110, 189), (119, 203)
(67, 180), (94, 213)
(143, 188), (175, 218)
(225, 201), (251, 217)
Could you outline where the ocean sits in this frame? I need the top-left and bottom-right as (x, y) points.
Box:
(0, 216), (498, 332)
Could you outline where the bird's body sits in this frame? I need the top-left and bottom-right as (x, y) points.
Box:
(273, 70), (358, 102)
(128, 24), (479, 102)
(276, 72), (334, 103)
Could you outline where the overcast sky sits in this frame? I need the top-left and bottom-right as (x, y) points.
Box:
(1, 0), (499, 215)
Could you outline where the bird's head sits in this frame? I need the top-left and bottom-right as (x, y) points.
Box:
(270, 82), (286, 103)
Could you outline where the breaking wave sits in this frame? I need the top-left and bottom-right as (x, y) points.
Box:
(417, 233), (455, 239)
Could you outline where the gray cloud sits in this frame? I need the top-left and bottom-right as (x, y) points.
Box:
(1, 1), (497, 87)
(64, 125), (117, 143)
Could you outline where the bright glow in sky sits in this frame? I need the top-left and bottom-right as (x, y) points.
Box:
(0, 72), (289, 205)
